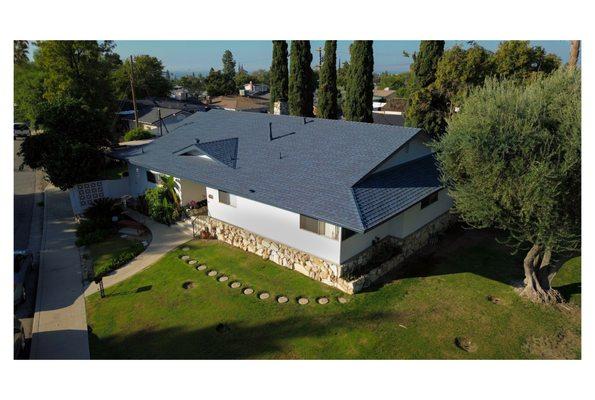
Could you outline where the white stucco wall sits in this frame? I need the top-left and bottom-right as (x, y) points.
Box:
(373, 134), (433, 173)
(180, 179), (207, 205)
(206, 187), (342, 264)
(339, 188), (452, 263)
(127, 164), (158, 197)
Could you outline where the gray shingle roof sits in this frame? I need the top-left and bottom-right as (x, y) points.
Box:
(122, 109), (435, 232)
(353, 155), (442, 230)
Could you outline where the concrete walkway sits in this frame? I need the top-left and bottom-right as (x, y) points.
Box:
(84, 209), (191, 296)
(30, 186), (90, 359)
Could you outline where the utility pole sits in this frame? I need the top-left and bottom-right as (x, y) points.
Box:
(129, 55), (139, 128)
(317, 47), (323, 70)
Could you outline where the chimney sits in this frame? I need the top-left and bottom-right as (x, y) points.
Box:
(273, 100), (288, 115)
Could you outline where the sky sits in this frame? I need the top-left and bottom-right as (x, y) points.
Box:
(111, 40), (573, 77)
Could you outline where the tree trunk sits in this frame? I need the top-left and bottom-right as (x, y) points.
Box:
(569, 40), (580, 69)
(520, 244), (562, 303)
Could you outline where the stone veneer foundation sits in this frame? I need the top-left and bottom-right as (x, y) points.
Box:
(193, 212), (456, 294)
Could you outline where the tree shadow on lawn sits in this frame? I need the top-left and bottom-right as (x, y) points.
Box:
(88, 310), (406, 359)
(362, 226), (527, 293)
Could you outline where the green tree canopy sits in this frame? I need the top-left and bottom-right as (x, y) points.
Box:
(343, 41), (374, 122)
(288, 40), (314, 117)
(221, 50), (237, 94)
(376, 71), (410, 97)
(432, 68), (580, 303)
(493, 40), (561, 81)
(317, 40), (338, 119)
(205, 68), (227, 97)
(270, 40), (289, 110)
(411, 40), (444, 89)
(14, 40), (29, 65)
(19, 96), (113, 190)
(177, 74), (204, 97)
(114, 55), (172, 98)
(35, 40), (117, 111)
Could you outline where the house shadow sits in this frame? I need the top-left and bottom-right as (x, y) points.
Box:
(88, 311), (406, 359)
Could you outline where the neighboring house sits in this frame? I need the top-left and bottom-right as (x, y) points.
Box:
(243, 81), (269, 95)
(118, 98), (206, 134)
(170, 86), (190, 101)
(208, 95), (269, 113)
(372, 88), (396, 110)
(373, 112), (405, 126)
(108, 110), (453, 293)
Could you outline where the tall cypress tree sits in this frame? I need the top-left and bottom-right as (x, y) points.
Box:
(406, 40), (446, 136)
(344, 40), (374, 123)
(317, 40), (338, 119)
(270, 41), (289, 111)
(288, 40), (314, 117)
(411, 40), (444, 89)
(221, 50), (237, 95)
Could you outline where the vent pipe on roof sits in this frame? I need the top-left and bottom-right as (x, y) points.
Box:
(195, 138), (200, 144)
(303, 117), (306, 124)
(269, 122), (273, 141)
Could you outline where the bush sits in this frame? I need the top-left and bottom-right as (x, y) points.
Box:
(75, 228), (113, 247)
(94, 241), (145, 278)
(123, 127), (154, 142)
(145, 187), (180, 225)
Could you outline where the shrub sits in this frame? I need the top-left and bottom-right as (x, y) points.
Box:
(94, 241), (145, 278)
(75, 228), (113, 247)
(123, 127), (154, 142)
(145, 187), (180, 225)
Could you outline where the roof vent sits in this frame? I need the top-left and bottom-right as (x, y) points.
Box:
(269, 122), (273, 141)
(195, 138), (200, 144)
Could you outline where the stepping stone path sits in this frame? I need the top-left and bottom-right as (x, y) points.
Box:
(455, 336), (478, 353)
(181, 255), (190, 261)
(259, 292), (270, 300)
(188, 260), (197, 265)
(317, 297), (329, 305)
(218, 276), (229, 282)
(337, 297), (348, 304)
(297, 297), (309, 305)
(277, 296), (289, 304)
(230, 281), (241, 289)
(196, 265), (207, 271)
(182, 247), (190, 251)
(207, 270), (218, 277)
(243, 288), (254, 295)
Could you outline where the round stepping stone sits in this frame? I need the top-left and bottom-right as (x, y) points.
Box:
(180, 255), (190, 261)
(230, 281), (241, 289)
(182, 247), (190, 251)
(243, 288), (254, 295)
(196, 265), (207, 271)
(188, 260), (197, 265)
(258, 292), (270, 300)
(207, 270), (218, 277)
(337, 297), (348, 304)
(297, 297), (309, 305)
(317, 297), (329, 305)
(218, 275), (229, 282)
(277, 296), (289, 304)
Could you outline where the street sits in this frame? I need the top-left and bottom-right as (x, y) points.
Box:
(14, 139), (45, 359)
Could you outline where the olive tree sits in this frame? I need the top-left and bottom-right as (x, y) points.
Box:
(433, 68), (580, 303)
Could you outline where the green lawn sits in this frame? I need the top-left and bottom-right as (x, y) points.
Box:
(87, 235), (145, 277)
(86, 235), (581, 359)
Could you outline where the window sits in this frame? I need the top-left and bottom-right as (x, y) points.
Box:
(420, 191), (439, 209)
(218, 190), (236, 207)
(300, 215), (339, 240)
(146, 170), (157, 183)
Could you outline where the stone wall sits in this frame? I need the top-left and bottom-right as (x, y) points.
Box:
(193, 211), (456, 294)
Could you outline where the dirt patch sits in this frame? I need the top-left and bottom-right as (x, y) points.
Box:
(523, 329), (580, 359)
(486, 295), (504, 305)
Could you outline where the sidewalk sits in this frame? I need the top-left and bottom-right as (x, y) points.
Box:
(30, 186), (90, 360)
(84, 209), (191, 296)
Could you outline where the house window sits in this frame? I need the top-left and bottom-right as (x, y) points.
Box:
(421, 192), (439, 209)
(146, 170), (157, 183)
(218, 190), (236, 207)
(299, 215), (339, 240)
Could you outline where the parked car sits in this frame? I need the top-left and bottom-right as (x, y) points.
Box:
(14, 122), (30, 139)
(14, 250), (32, 305)
(14, 317), (25, 358)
